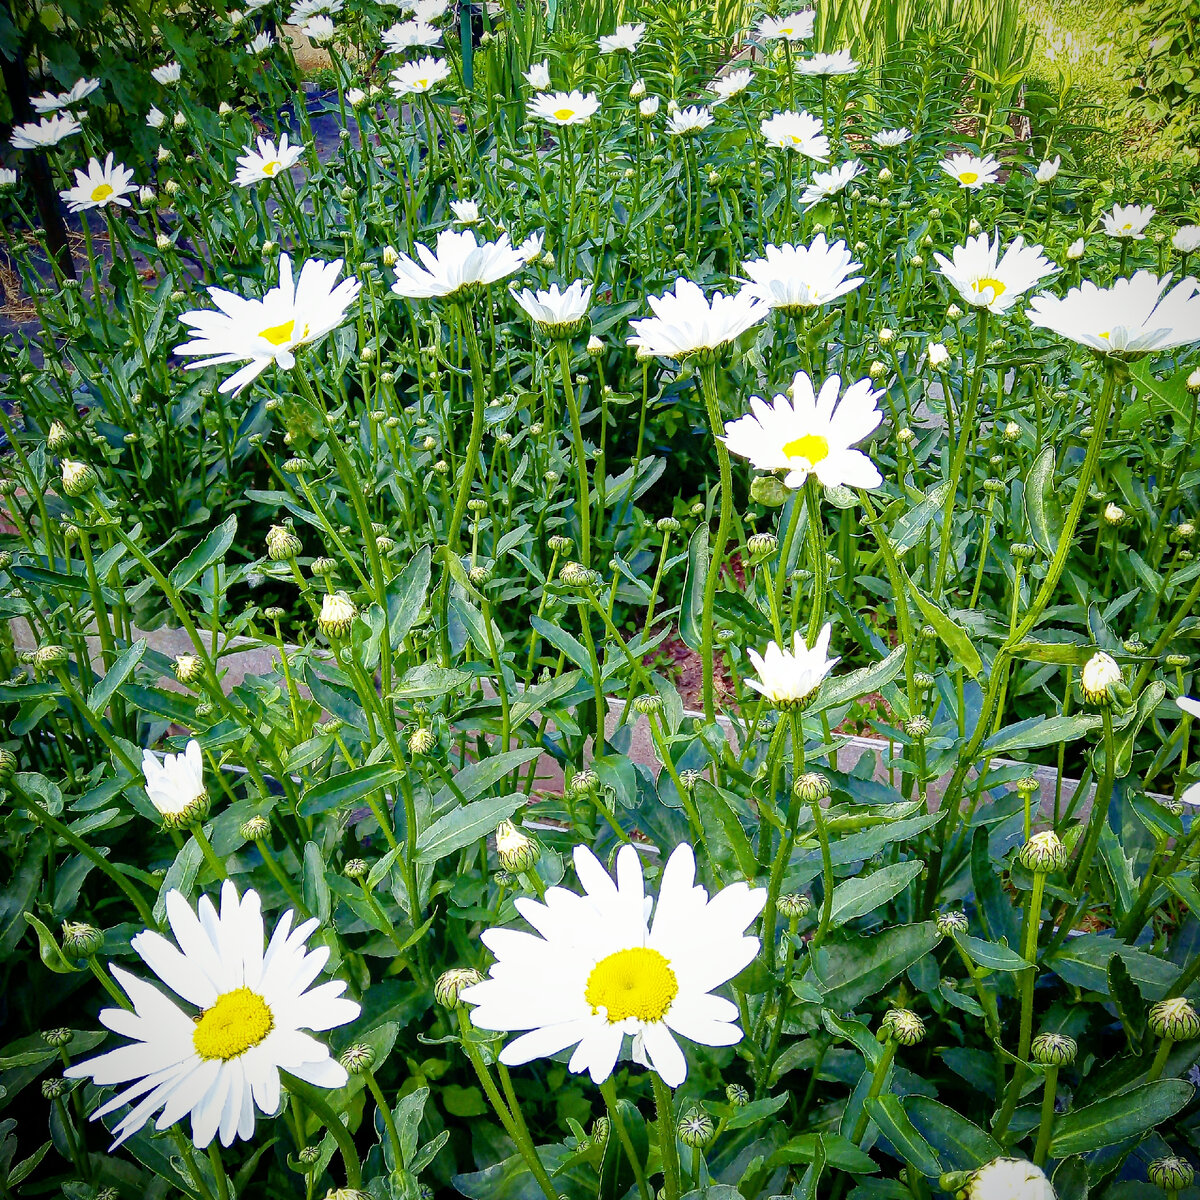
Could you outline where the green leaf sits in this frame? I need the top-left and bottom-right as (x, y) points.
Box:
(388, 545), (431, 649)
(86, 639), (147, 714)
(901, 566), (982, 678)
(169, 515), (237, 591)
(1023, 444), (1062, 555)
(0, 835), (44, 957)
(983, 713), (1102, 757)
(952, 932), (1028, 972)
(1107, 953), (1146, 1052)
(299, 763), (401, 819)
(902, 1098), (1001, 1172)
(415, 793), (525, 865)
(531, 615), (593, 678)
(430, 747), (542, 811)
(971, 826), (1021, 946)
(1046, 934), (1177, 999)
(812, 643), (906, 715)
(814, 922), (940, 1009)
(694, 781), (758, 883)
(1049, 1080), (1194, 1156)
(889, 480), (950, 556)
(865, 1095), (942, 1177)
(829, 861), (923, 927)
(678, 524), (708, 653)
(724, 1091), (788, 1131)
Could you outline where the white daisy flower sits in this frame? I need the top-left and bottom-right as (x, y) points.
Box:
(939, 151), (1001, 189)
(756, 11), (815, 40)
(382, 19), (442, 51)
(795, 49), (858, 75)
(1026, 270), (1200, 355)
(599, 22), (644, 53)
(64, 881), (359, 1149)
(302, 15), (335, 42)
(1173, 225), (1200, 254)
(723, 370), (883, 490)
(142, 739), (208, 826)
(390, 228), (525, 299)
(1177, 696), (1200, 720)
(234, 133), (304, 186)
(10, 113), (81, 149)
(1066, 237), (1085, 261)
(741, 235), (864, 312)
(528, 89), (600, 126)
(667, 105), (713, 136)
(451, 198), (480, 225)
(517, 230), (544, 263)
(0, 167), (16, 189)
(246, 30), (274, 53)
(511, 280), (592, 334)
(176, 254), (362, 395)
(524, 59), (551, 90)
(461, 842), (765, 1087)
(411, 0), (449, 21)
(1101, 203), (1154, 240)
(871, 127), (912, 147)
(388, 55), (451, 95)
(289, 0), (341, 20)
(31, 77), (100, 113)
(799, 159), (864, 207)
(627, 277), (769, 360)
(710, 68), (752, 103)
(745, 625), (839, 707)
(927, 342), (950, 367)
(639, 96), (660, 118)
(759, 109), (828, 159)
(934, 233), (1057, 314)
(59, 153), (136, 213)
(152, 61), (182, 85)
(1034, 155), (1061, 183)
(146, 105), (166, 129)
(964, 1159), (1055, 1200)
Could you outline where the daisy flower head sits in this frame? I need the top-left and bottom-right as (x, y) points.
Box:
(0, 168), (16, 190)
(1173, 225), (1200, 254)
(1066, 237), (1085, 261)
(411, 0), (449, 20)
(799, 159), (864, 208)
(599, 22), (645, 53)
(760, 109), (829, 159)
(31, 77), (100, 113)
(529, 89), (600, 125)
(517, 230), (545, 263)
(60, 153), (136, 213)
(871, 127), (912, 147)
(639, 95), (660, 118)
(234, 133), (304, 186)
(389, 55), (451, 95)
(524, 59), (551, 90)
(795, 49), (859, 76)
(710, 68), (752, 103)
(722, 370), (883, 490)
(511, 280), (593, 336)
(176, 254), (362, 395)
(933, 233), (1057, 314)
(289, 0), (342, 20)
(745, 625), (839, 708)
(142, 738), (208, 827)
(390, 228), (525, 300)
(302, 15), (335, 42)
(1101, 203), (1154, 240)
(756, 10), (815, 40)
(667, 105), (713, 136)
(146, 105), (166, 129)
(152, 61), (182, 85)
(939, 151), (1001, 189)
(246, 30), (274, 53)
(963, 1159), (1055, 1200)
(1034, 155), (1061, 184)
(1026, 270), (1200, 355)
(460, 842), (765, 1087)
(10, 112), (81, 149)
(450, 198), (480, 225)
(627, 277), (769, 362)
(382, 18), (441, 51)
(64, 880), (359, 1148)
(741, 235), (864, 312)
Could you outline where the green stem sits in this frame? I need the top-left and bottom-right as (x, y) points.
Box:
(699, 360), (732, 721)
(652, 1072), (682, 1200)
(600, 1077), (652, 1200)
(849, 1039), (898, 1145)
(1032, 1065), (1058, 1167)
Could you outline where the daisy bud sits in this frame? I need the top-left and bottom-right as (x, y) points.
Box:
(0, 748), (16, 785)
(947, 303), (963, 320)
(1149, 1157), (1195, 1192)
(468, 564), (493, 587)
(1066, 237), (1085, 260)
(325, 1189), (372, 1200)
(1011, 542), (1037, 560)
(911, 254), (924, 266)
(905, 714), (931, 738)
(339, 1043), (376, 1074)
(777, 893), (811, 920)
(173, 111), (187, 129)
(35, 644), (69, 669)
(569, 769), (598, 794)
(590, 1116), (610, 1146)
(241, 815), (270, 841)
(678, 1109), (715, 1148)
(630, 79), (646, 98)
(868, 360), (887, 379)
(877, 326), (895, 344)
(968, 217), (981, 234)
(1003, 421), (1021, 441)
(46, 420), (72, 451)
(174, 654), (203, 686)
(435, 967), (483, 1008)
(725, 1083), (750, 1107)
(1018, 830), (1067, 874)
(42, 1077), (68, 1100)
(927, 342), (950, 368)
(936, 910), (968, 938)
(343, 858), (369, 882)
(1015, 774), (1040, 798)
(1079, 651), (1121, 706)
(1167, 653), (1190, 668)
(559, 560), (597, 588)
(319, 592), (357, 637)
(1148, 997), (1200, 1042)
(962, 1159), (1053, 1200)
(60, 459), (96, 497)
(1103, 502), (1125, 526)
(880, 1008), (925, 1046)
(408, 726), (436, 756)
(43, 1027), (73, 1047)
(347, 88), (367, 107)
(219, 101), (234, 117)
(1188, 369), (1200, 395)
(633, 693), (664, 716)
(586, 335), (605, 357)
(877, 166), (892, 183)
(1030, 1032), (1077, 1066)
(496, 819), (539, 872)
(656, 517), (681, 534)
(61, 921), (103, 958)
(679, 769), (703, 790)
(1176, 522), (1195, 540)
(794, 772), (831, 803)
(542, 251), (555, 268)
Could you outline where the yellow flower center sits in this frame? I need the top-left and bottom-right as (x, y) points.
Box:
(787, 134), (802, 145)
(585, 947), (678, 1024)
(779, 25), (794, 34)
(259, 318), (298, 346)
(553, 107), (576, 121)
(416, 77), (429, 88)
(783, 433), (830, 466)
(91, 183), (114, 202)
(958, 170), (978, 184)
(975, 276), (1006, 300)
(193, 987), (273, 1060)
(262, 160), (281, 175)
(1121, 223), (1132, 231)
(1099, 331), (1110, 339)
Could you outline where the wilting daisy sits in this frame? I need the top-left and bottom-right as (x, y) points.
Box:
(799, 159), (863, 207)
(60, 154), (136, 213)
(710, 68), (752, 103)
(529, 90), (600, 126)
(142, 739), (208, 828)
(667, 106), (713, 136)
(450, 198), (480, 225)
(382, 19), (441, 51)
(10, 113), (81, 149)
(756, 11), (815, 40)
(940, 151), (1001, 189)
(741, 235), (864, 312)
(872, 128), (912, 147)
(524, 60), (551, 90)
(512, 280), (592, 335)
(461, 842), (764, 1087)
(389, 55), (451, 95)
(760, 110), (828, 159)
(152, 61), (182, 85)
(1034, 155), (1061, 183)
(234, 134), (304, 186)
(934, 233), (1057, 314)
(1101, 203), (1154, 240)
(302, 15), (335, 42)
(391, 229), (525, 300)
(723, 371), (883, 490)
(795, 49), (858, 75)
(1174, 226), (1200, 254)
(745, 625), (839, 708)
(31, 77), (100, 113)
(246, 30), (274, 53)
(628, 278), (768, 361)
(177, 255), (361, 395)
(599, 22), (644, 53)
(65, 882), (359, 1149)
(1026, 271), (1200, 354)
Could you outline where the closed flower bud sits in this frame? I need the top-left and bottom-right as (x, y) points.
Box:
(569, 769), (597, 794)
(981, 478), (1006, 496)
(339, 1043), (376, 1074)
(1187, 369), (1200, 395)
(547, 534), (574, 554)
(1103, 502), (1125, 526)
(61, 921), (103, 958)
(1176, 523), (1196, 541)
(656, 516), (681, 534)
(60, 459), (97, 496)
(496, 819), (539, 872)
(1080, 651), (1121, 705)
(47, 420), (72, 451)
(777, 893), (811, 920)
(962, 1159), (1053, 1200)
(936, 909), (969, 937)
(911, 254), (924, 266)
(881, 1008), (925, 1046)
(968, 217), (981, 234)
(794, 772), (831, 803)
(0, 748), (16, 784)
(868, 360), (887, 379)
(747, 531), (778, 558)
(241, 815), (270, 840)
(263, 522), (301, 562)
(1011, 542), (1038, 560)
(42, 1077), (68, 1099)
(914, 671), (936, 690)
(878, 166), (893, 183)
(435, 966), (483, 1007)
(947, 303), (963, 320)
(905, 714), (932, 738)
(1148, 997), (1200, 1042)
(35, 644), (69, 669)
(408, 726), (436, 755)
(43, 1027), (73, 1047)
(1149, 1157), (1195, 1191)
(344, 858), (369, 882)
(174, 653), (203, 685)
(319, 592), (357, 636)
(633, 693), (664, 715)
(1030, 1031), (1077, 1066)
(590, 1116), (610, 1145)
(298, 1145), (322, 1166)
(927, 342), (950, 368)
(1018, 830), (1067, 874)
(1167, 653), (1190, 668)
(468, 564), (493, 587)
(725, 1083), (749, 1106)
(1015, 774), (1040, 798)
(679, 769), (703, 790)
(678, 1109), (715, 1147)
(559, 560), (597, 588)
